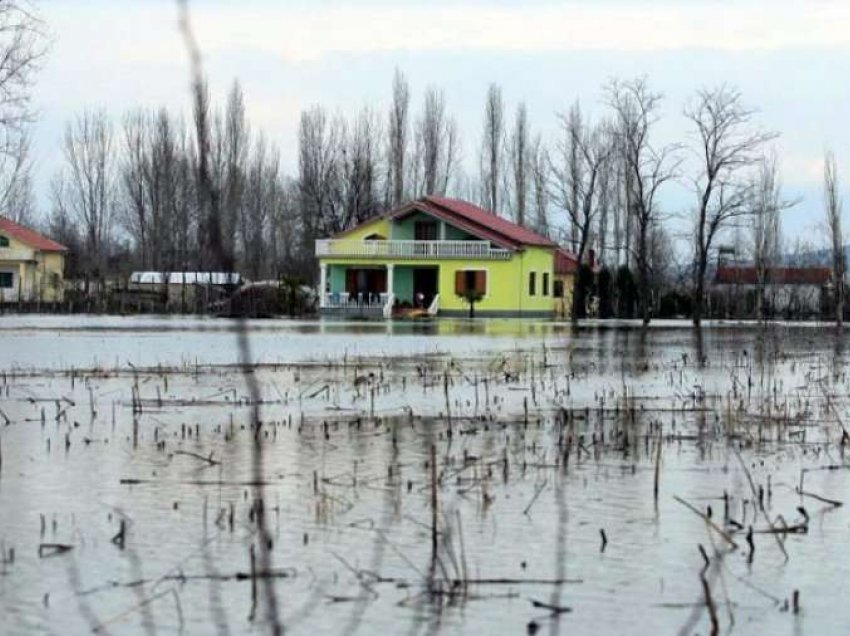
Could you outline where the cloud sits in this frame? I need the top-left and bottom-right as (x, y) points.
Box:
(189, 2), (850, 62)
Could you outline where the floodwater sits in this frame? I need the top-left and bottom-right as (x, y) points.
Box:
(1, 315), (849, 635)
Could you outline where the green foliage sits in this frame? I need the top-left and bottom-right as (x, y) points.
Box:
(658, 290), (693, 319)
(573, 264), (596, 318)
(597, 267), (613, 318)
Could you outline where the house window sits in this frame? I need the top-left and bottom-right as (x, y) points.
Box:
(0, 235), (8, 248)
(553, 279), (565, 298)
(414, 221), (438, 241)
(529, 271), (537, 296)
(543, 272), (550, 296)
(0, 272), (13, 288)
(455, 270), (487, 296)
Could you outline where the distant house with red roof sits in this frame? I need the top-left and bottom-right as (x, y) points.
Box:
(552, 248), (580, 317)
(0, 216), (67, 302)
(315, 196), (569, 317)
(713, 265), (832, 316)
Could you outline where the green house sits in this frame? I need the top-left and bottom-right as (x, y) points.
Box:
(316, 196), (574, 318)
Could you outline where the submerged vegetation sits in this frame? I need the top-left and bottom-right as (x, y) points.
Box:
(0, 318), (847, 633)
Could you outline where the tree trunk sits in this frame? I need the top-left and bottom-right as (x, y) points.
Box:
(693, 277), (705, 327)
(638, 259), (651, 326)
(570, 243), (586, 322)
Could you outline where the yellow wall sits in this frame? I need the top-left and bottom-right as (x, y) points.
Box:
(0, 231), (65, 302)
(553, 273), (576, 318)
(37, 252), (66, 302)
(1, 232), (35, 256)
(322, 245), (556, 315)
(337, 218), (391, 241)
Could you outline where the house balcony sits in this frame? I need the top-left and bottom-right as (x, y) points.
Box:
(315, 239), (512, 260)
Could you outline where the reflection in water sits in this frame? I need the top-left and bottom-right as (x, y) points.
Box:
(0, 317), (848, 634)
(693, 327), (705, 369)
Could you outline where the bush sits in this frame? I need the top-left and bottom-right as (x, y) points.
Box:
(658, 290), (693, 319)
(615, 266), (637, 318)
(597, 267), (613, 318)
(573, 264), (596, 318)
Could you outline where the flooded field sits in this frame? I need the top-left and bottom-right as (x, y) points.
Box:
(1, 315), (849, 634)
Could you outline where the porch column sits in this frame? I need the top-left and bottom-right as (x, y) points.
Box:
(319, 263), (327, 308)
(386, 263), (394, 297)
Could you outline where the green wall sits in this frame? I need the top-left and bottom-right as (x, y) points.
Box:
(444, 224), (474, 240)
(392, 213), (476, 241)
(394, 267), (414, 302)
(329, 265), (346, 293)
(392, 212), (429, 240)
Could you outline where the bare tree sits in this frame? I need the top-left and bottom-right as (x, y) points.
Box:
(595, 142), (614, 266)
(610, 137), (629, 269)
(156, 109), (184, 270)
(685, 85), (776, 326)
(340, 107), (382, 228)
(170, 116), (197, 272)
(119, 108), (192, 271)
(387, 68), (409, 207)
(240, 133), (281, 279)
(509, 102), (529, 225)
(414, 86), (456, 196)
(47, 174), (82, 276)
(529, 135), (549, 236)
(219, 81), (249, 267)
(441, 117), (459, 195)
(825, 151), (844, 327)
(190, 76), (224, 270)
(564, 103), (582, 250)
(480, 83), (504, 212)
(551, 103), (612, 266)
(0, 2), (44, 209)
(3, 129), (33, 223)
(120, 111), (149, 266)
(750, 152), (786, 321)
(551, 103), (613, 317)
(606, 77), (679, 325)
(58, 110), (116, 274)
(298, 105), (341, 248)
(268, 176), (300, 276)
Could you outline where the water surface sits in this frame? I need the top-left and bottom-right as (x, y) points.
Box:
(0, 316), (847, 634)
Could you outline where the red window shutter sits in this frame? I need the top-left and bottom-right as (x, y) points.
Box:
(455, 270), (467, 295)
(474, 270), (486, 294)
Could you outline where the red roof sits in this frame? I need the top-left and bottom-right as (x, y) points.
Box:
(422, 197), (556, 249)
(554, 248), (580, 275)
(715, 266), (831, 285)
(354, 196), (555, 250)
(0, 216), (67, 252)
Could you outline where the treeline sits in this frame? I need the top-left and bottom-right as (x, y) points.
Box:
(47, 86), (300, 282)
(34, 70), (846, 324)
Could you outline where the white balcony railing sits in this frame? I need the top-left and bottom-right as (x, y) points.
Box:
(315, 239), (512, 260)
(323, 291), (387, 308)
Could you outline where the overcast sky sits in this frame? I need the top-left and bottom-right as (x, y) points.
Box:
(32, 0), (850, 247)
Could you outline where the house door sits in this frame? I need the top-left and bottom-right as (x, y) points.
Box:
(413, 267), (438, 308)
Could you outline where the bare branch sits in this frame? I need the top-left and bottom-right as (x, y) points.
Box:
(685, 84), (777, 325)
